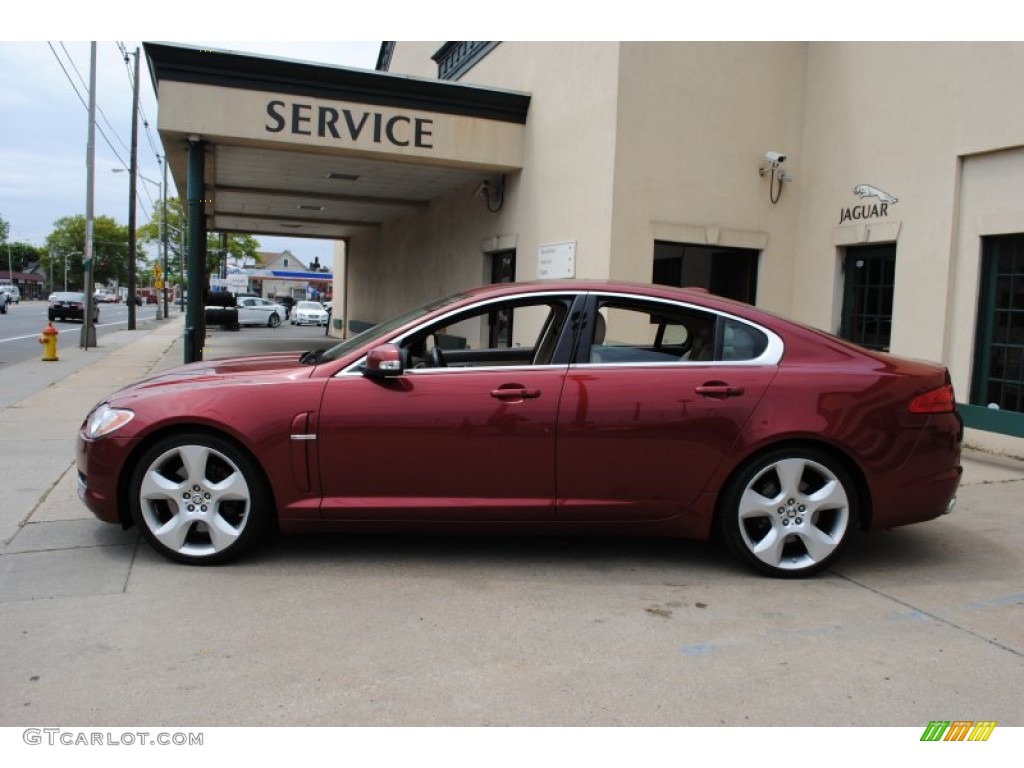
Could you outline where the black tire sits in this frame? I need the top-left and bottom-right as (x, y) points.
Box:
(268, 313), (281, 328)
(717, 446), (858, 578)
(128, 432), (272, 565)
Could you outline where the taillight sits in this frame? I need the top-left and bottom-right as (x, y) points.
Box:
(908, 384), (956, 414)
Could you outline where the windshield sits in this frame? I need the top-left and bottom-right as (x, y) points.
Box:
(313, 291), (471, 365)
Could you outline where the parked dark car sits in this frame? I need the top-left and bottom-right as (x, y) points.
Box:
(76, 280), (962, 576)
(49, 291), (100, 323)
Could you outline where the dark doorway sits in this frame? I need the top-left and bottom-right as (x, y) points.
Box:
(840, 244), (896, 352)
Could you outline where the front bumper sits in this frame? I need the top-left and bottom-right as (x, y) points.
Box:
(76, 432), (138, 525)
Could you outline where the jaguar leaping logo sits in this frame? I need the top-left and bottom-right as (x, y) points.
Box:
(854, 185), (898, 205)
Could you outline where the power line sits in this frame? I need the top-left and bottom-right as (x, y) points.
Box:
(47, 42), (130, 169)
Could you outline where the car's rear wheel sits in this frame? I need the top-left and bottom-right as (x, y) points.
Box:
(268, 313), (281, 328)
(718, 447), (858, 578)
(129, 432), (271, 565)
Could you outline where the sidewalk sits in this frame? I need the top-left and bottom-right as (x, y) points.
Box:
(0, 316), (185, 556)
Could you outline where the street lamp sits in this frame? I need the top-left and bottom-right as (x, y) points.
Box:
(62, 251), (82, 292)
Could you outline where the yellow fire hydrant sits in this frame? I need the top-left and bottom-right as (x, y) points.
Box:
(39, 322), (59, 362)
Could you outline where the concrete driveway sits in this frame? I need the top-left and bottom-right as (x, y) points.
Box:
(0, 318), (1021, 732)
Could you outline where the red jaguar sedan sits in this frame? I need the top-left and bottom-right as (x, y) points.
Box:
(76, 281), (963, 577)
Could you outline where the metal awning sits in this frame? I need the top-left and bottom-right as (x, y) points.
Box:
(145, 42), (531, 243)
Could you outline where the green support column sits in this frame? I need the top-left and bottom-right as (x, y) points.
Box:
(184, 138), (207, 364)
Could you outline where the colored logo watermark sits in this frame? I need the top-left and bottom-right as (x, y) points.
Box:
(920, 721), (997, 742)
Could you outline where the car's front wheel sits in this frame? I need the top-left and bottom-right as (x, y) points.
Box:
(268, 313), (281, 328)
(718, 447), (858, 578)
(129, 432), (272, 565)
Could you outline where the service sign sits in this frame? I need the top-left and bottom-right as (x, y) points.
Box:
(157, 82), (525, 171)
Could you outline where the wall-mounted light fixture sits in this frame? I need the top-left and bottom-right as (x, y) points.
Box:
(759, 151), (791, 204)
(474, 175), (505, 213)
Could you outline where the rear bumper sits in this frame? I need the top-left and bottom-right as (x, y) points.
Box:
(869, 464), (962, 530)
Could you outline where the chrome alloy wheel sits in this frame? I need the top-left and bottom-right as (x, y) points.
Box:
(721, 450), (857, 577)
(132, 435), (267, 563)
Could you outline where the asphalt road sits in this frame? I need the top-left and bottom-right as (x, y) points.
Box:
(0, 300), (165, 368)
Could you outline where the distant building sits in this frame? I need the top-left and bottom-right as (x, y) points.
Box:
(1, 268), (45, 300)
(246, 250), (332, 301)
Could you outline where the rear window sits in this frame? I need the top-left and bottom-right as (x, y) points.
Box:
(721, 318), (769, 361)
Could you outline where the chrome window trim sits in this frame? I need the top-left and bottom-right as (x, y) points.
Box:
(337, 291), (582, 376)
(335, 289), (784, 376)
(581, 291), (784, 367)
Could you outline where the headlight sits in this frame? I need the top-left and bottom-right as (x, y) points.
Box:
(84, 403), (135, 439)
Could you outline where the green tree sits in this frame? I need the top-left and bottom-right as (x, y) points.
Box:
(137, 197), (261, 290)
(0, 213), (10, 244)
(44, 215), (132, 291)
(5, 241), (46, 272)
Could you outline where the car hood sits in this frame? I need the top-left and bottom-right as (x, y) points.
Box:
(107, 352), (316, 399)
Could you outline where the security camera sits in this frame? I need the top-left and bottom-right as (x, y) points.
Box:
(474, 180), (490, 199)
(764, 151), (787, 165)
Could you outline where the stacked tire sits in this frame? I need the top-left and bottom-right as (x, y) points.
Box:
(205, 291), (239, 330)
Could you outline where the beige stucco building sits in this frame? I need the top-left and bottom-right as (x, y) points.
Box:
(146, 41), (1024, 453)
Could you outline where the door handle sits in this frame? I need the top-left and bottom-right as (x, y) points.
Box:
(695, 384), (745, 398)
(490, 387), (541, 401)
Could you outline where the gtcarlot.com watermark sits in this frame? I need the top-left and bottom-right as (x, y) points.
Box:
(23, 728), (203, 747)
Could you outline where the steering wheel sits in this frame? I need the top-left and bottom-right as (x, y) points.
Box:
(430, 346), (447, 368)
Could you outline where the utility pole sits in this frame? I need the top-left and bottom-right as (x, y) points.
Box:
(80, 42), (97, 350)
(161, 155), (169, 319)
(126, 46), (140, 329)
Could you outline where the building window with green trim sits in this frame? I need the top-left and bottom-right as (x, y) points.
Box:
(972, 234), (1024, 414)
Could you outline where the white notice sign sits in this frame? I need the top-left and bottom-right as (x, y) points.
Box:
(537, 241), (576, 279)
(227, 274), (249, 294)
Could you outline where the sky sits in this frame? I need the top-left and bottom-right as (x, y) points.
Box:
(0, 40), (381, 271)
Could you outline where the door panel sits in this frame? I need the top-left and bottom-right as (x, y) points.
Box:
(317, 368), (566, 521)
(556, 365), (776, 521)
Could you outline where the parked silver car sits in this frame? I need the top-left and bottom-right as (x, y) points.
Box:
(291, 300), (329, 326)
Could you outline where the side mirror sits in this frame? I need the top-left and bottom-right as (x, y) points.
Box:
(362, 343), (404, 379)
